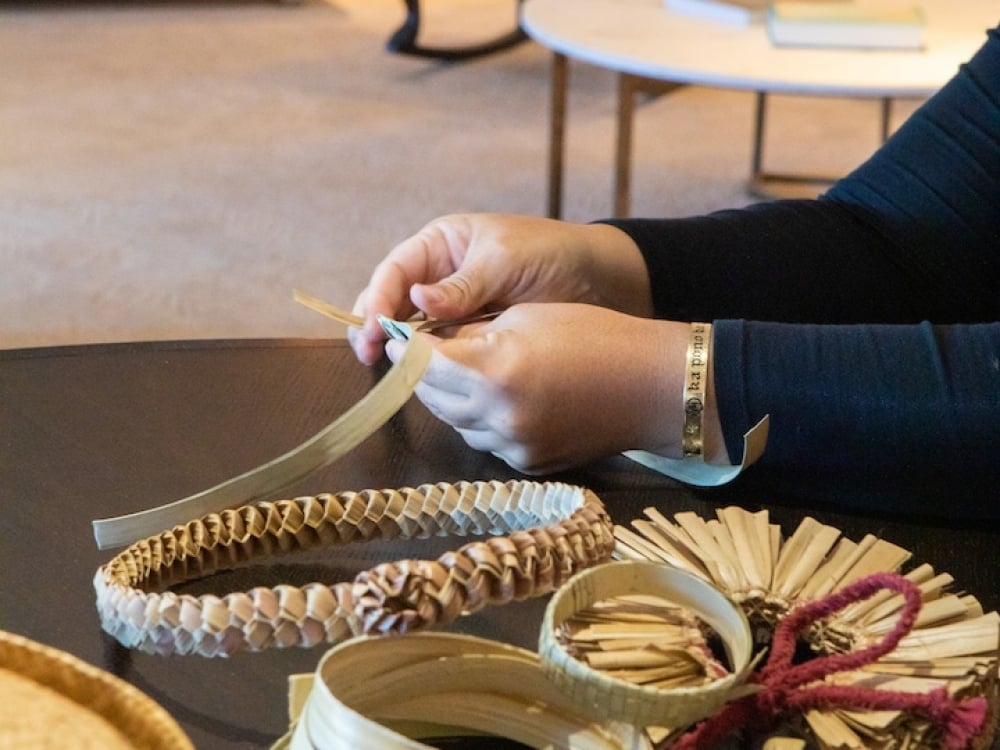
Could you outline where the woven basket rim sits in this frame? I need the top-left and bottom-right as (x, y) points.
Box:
(539, 559), (755, 729)
(0, 629), (193, 750)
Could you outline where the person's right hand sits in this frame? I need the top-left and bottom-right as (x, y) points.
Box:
(348, 213), (652, 364)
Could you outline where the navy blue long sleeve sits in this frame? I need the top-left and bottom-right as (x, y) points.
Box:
(603, 29), (1000, 518)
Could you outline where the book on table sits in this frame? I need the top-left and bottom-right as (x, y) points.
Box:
(663, 0), (842, 28)
(663, 0), (772, 27)
(766, 2), (927, 50)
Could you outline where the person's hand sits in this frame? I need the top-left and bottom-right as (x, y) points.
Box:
(349, 213), (652, 364)
(385, 302), (725, 474)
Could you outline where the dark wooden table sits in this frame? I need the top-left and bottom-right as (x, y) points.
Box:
(2, 339), (997, 749)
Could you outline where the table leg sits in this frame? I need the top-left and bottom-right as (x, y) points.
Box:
(547, 52), (569, 219)
(614, 72), (638, 218)
(749, 90), (843, 200)
(750, 93), (896, 200)
(880, 97), (892, 143)
(750, 90), (767, 179)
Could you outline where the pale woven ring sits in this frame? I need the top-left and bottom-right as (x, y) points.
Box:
(538, 560), (755, 730)
(94, 480), (615, 657)
(279, 632), (653, 750)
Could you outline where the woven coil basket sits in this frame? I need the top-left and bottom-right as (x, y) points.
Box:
(0, 629), (193, 750)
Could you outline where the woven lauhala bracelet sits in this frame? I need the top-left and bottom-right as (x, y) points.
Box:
(94, 480), (615, 657)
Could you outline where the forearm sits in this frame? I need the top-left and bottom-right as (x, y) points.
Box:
(601, 199), (960, 325)
(713, 320), (1000, 503)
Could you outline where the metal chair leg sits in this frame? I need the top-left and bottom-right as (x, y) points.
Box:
(387, 0), (528, 62)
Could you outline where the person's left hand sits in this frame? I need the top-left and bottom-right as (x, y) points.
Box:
(386, 302), (692, 474)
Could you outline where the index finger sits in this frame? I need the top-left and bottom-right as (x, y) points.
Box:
(353, 223), (462, 327)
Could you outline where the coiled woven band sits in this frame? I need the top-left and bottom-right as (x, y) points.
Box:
(94, 480), (615, 657)
(278, 632), (653, 750)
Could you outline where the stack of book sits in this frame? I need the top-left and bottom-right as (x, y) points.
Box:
(664, 0), (927, 51)
(766, 2), (926, 50)
(664, 0), (773, 27)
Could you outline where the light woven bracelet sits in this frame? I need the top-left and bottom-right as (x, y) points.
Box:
(94, 480), (615, 657)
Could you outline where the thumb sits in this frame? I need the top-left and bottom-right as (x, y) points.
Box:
(411, 269), (493, 320)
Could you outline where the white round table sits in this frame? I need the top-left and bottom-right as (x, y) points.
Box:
(521, 0), (997, 216)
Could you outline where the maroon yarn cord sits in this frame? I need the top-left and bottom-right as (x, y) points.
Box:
(669, 572), (988, 750)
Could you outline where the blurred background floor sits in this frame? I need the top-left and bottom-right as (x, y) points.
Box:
(0, 0), (920, 349)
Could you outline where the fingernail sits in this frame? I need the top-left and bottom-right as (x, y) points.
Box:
(385, 338), (404, 362)
(420, 284), (446, 305)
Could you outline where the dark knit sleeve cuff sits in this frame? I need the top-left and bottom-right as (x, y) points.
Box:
(711, 319), (753, 465)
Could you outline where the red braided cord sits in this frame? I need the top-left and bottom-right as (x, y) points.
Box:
(759, 572), (922, 689)
(669, 572), (987, 750)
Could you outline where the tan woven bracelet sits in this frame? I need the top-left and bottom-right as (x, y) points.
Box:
(95, 480), (615, 657)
